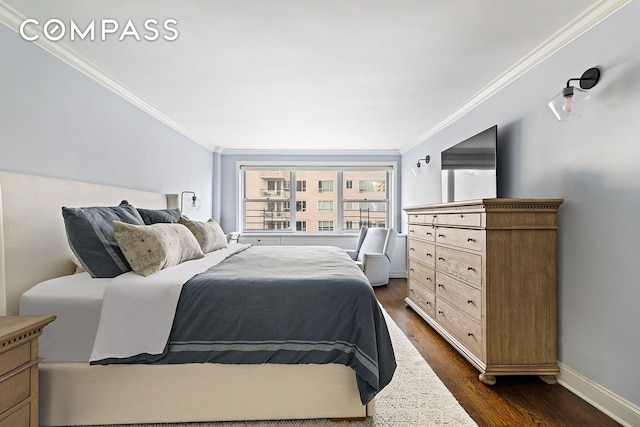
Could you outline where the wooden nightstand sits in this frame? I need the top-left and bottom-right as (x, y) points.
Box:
(0, 316), (55, 427)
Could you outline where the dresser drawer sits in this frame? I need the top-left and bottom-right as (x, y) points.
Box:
(435, 246), (482, 287)
(0, 343), (30, 377)
(433, 213), (481, 227)
(408, 259), (435, 291)
(408, 280), (436, 318)
(436, 299), (482, 358)
(408, 239), (436, 267)
(408, 213), (427, 224)
(0, 369), (31, 415)
(435, 227), (484, 252)
(436, 272), (482, 321)
(408, 224), (435, 242)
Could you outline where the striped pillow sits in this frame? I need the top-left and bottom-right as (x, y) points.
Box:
(62, 201), (144, 278)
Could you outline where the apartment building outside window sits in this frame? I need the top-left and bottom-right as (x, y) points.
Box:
(241, 165), (393, 233)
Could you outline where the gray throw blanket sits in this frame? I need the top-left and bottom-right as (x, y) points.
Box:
(93, 246), (396, 404)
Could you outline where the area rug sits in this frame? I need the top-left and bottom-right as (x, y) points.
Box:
(83, 308), (477, 427)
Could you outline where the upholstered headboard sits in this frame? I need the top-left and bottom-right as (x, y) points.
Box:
(0, 171), (175, 315)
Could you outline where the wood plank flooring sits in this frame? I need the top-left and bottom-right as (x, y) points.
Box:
(374, 278), (621, 427)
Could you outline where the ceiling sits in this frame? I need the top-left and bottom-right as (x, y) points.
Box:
(5, 0), (601, 152)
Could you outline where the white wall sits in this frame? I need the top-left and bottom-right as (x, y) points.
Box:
(401, 1), (640, 409)
(0, 25), (213, 218)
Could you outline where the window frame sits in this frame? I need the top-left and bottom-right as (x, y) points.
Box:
(238, 161), (396, 234)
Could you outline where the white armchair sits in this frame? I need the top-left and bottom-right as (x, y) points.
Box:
(345, 227), (397, 286)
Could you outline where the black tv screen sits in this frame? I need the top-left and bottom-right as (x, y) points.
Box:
(441, 125), (497, 203)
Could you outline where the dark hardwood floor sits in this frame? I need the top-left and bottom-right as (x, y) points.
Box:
(374, 278), (621, 427)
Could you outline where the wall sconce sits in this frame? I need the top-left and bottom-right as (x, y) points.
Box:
(180, 191), (201, 213)
(411, 155), (430, 176)
(548, 67), (600, 121)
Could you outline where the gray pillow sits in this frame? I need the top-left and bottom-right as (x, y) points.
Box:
(112, 221), (204, 276)
(62, 201), (145, 278)
(136, 208), (181, 225)
(178, 217), (228, 253)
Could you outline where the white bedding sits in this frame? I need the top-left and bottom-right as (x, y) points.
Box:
(20, 272), (109, 362)
(90, 243), (250, 362)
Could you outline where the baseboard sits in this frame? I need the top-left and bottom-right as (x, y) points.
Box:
(558, 362), (640, 426)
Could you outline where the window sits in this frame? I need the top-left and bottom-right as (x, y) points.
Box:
(318, 220), (334, 231)
(358, 180), (385, 192)
(241, 166), (392, 232)
(318, 180), (334, 192)
(317, 200), (334, 212)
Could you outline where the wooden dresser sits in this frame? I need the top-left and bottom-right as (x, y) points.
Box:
(403, 199), (562, 385)
(0, 316), (55, 427)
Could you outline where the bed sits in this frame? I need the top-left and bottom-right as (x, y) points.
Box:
(0, 171), (395, 426)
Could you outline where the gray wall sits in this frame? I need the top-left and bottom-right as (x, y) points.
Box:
(0, 25), (213, 217)
(401, 2), (640, 406)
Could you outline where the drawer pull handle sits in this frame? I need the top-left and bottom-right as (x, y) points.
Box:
(467, 299), (473, 304)
(460, 214), (464, 218)
(425, 301), (431, 305)
(409, 229), (415, 233)
(409, 268), (415, 272)
(426, 253), (433, 257)
(467, 332), (473, 337)
(438, 310), (444, 315)
(410, 248), (415, 251)
(426, 232), (433, 236)
(438, 234), (445, 238)
(438, 284), (444, 288)
(438, 257), (445, 261)
(467, 237), (475, 242)
(426, 277), (432, 282)
(467, 266), (475, 271)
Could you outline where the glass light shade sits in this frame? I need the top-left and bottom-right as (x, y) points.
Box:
(411, 164), (422, 176)
(548, 86), (591, 121)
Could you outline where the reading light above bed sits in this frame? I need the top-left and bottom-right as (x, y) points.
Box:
(180, 191), (201, 213)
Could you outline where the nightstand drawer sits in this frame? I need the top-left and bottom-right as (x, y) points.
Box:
(0, 402), (30, 427)
(0, 343), (30, 378)
(0, 369), (31, 415)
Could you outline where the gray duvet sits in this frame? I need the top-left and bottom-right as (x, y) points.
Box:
(92, 245), (396, 404)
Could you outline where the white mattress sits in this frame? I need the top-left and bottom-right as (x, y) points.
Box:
(20, 272), (109, 362)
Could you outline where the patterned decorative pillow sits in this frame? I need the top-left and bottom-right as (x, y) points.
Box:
(178, 217), (228, 253)
(112, 221), (204, 277)
(136, 208), (181, 225)
(62, 201), (145, 278)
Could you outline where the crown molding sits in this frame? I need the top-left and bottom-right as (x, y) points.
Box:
(0, 0), (213, 152)
(400, 0), (634, 154)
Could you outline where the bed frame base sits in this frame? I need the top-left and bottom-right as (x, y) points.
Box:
(40, 362), (374, 426)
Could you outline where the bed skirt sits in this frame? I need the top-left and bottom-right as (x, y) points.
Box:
(39, 362), (374, 426)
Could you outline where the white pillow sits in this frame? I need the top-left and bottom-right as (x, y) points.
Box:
(178, 217), (228, 253)
(113, 221), (204, 276)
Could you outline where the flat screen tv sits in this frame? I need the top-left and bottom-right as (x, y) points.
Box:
(441, 125), (497, 203)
